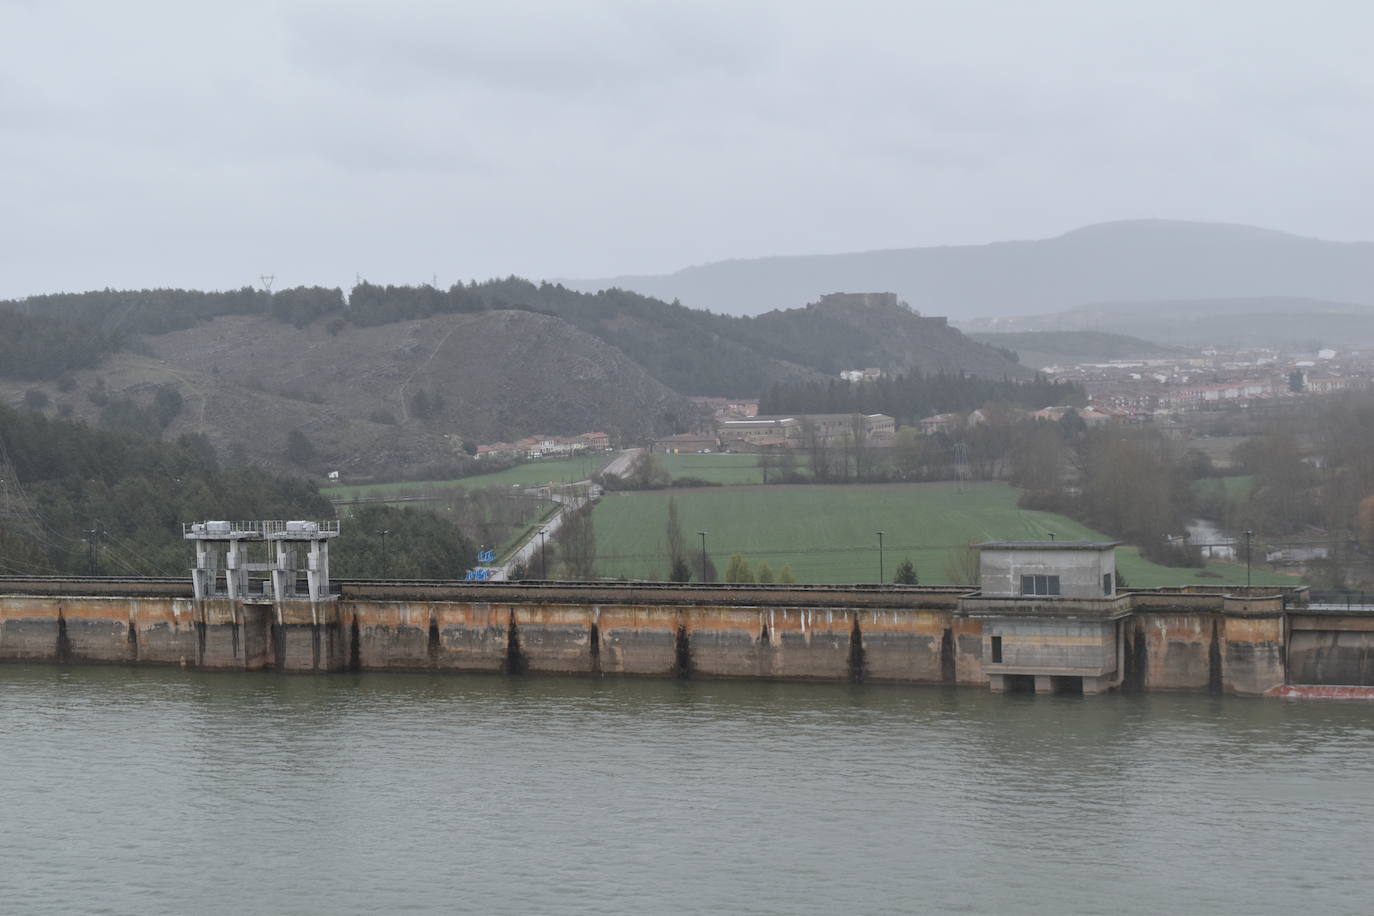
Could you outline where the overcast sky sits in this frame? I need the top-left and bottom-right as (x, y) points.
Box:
(2, 0), (1372, 299)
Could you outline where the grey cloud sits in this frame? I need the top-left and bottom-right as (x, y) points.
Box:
(3, 0), (1374, 300)
(284, 0), (773, 96)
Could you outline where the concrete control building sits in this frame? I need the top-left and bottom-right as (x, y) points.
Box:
(968, 542), (1124, 695)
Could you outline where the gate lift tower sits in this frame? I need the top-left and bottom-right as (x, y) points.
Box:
(184, 519), (340, 601)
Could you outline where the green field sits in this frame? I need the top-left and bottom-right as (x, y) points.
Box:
(1219, 475), (1255, 498)
(322, 454), (609, 500)
(591, 481), (1293, 587)
(656, 452), (766, 485)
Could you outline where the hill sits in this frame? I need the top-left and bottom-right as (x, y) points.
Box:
(750, 292), (1031, 378)
(966, 330), (1185, 368)
(0, 310), (699, 476)
(960, 297), (1374, 349)
(333, 280), (1029, 392)
(564, 220), (1374, 319)
(0, 280), (1031, 474)
(1, 279), (1025, 396)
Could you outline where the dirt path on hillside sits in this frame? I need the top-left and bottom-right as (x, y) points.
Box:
(396, 321), (462, 421)
(157, 365), (208, 434)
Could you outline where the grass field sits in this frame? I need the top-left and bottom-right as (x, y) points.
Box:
(656, 452), (766, 485)
(591, 481), (1293, 587)
(322, 454), (609, 500)
(1219, 474), (1255, 498)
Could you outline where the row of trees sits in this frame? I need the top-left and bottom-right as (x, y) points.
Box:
(759, 372), (1084, 429)
(1007, 417), (1206, 566)
(1218, 397), (1374, 585)
(722, 554), (797, 583)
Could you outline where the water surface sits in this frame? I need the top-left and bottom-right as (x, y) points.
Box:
(1, 666), (1371, 914)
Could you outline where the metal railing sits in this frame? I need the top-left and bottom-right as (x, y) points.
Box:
(183, 520), (340, 539)
(1306, 591), (1374, 610)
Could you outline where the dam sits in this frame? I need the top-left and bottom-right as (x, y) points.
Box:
(1, 528), (1371, 695)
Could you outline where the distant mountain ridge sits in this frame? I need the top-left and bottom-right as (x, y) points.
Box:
(564, 219), (1374, 319)
(960, 296), (1374, 349)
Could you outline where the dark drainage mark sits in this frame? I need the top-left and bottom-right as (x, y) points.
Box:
(505, 612), (527, 675)
(848, 615), (865, 684)
(940, 627), (955, 683)
(674, 624), (692, 679)
(349, 618), (361, 671)
(56, 612), (72, 664)
(1208, 619), (1223, 694)
(271, 622), (286, 671)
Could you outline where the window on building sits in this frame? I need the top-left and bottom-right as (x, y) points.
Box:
(1020, 574), (1061, 596)
(990, 636), (1003, 663)
(1103, 573), (1113, 596)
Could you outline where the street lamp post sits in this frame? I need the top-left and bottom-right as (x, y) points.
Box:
(877, 530), (885, 584)
(539, 528), (548, 580)
(1245, 529), (1254, 588)
(377, 529), (390, 578)
(699, 531), (708, 583)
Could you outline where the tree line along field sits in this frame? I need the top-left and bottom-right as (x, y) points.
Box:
(655, 452), (768, 485)
(321, 454), (609, 500)
(321, 453), (754, 502)
(590, 481), (1293, 587)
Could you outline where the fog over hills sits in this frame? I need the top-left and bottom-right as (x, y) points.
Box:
(565, 220), (1374, 320)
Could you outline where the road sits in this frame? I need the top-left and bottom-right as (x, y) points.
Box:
(487, 448), (637, 580)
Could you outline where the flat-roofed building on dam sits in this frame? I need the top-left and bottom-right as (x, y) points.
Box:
(966, 541), (1126, 696)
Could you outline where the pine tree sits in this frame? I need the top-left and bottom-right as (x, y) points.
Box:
(777, 564), (796, 584)
(665, 496), (690, 580)
(893, 557), (918, 584)
(756, 560), (775, 583)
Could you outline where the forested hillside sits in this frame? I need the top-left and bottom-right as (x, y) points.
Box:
(0, 403), (474, 577)
(0, 403), (330, 575)
(2, 279), (1025, 396)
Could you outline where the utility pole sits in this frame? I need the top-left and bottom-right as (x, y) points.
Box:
(1245, 529), (1254, 588)
(699, 531), (709, 583)
(377, 529), (390, 578)
(83, 523), (101, 576)
(877, 530), (885, 584)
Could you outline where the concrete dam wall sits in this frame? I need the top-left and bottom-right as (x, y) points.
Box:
(1, 578), (1362, 696)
